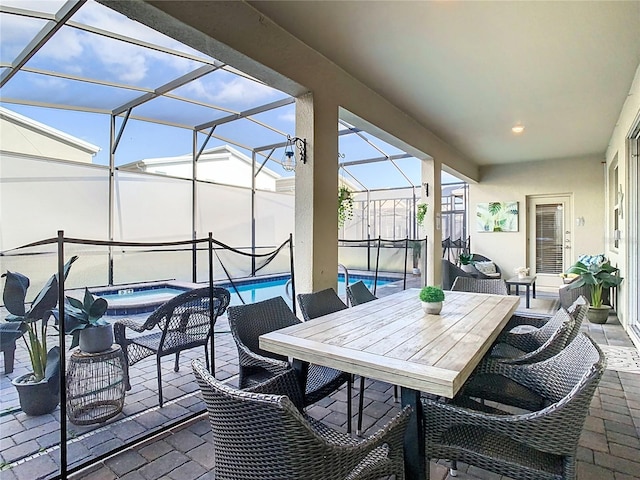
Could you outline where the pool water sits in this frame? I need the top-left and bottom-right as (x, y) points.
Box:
(95, 275), (396, 315)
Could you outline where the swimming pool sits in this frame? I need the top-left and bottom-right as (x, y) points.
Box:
(94, 274), (397, 315)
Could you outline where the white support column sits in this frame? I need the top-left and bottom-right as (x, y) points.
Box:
(294, 93), (340, 294)
(422, 158), (443, 287)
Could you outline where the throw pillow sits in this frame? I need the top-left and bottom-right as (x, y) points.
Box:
(474, 261), (497, 275)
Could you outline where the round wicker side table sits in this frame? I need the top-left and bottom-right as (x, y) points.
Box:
(66, 345), (126, 425)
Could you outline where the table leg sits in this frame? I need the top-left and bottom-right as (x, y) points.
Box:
(291, 358), (308, 395)
(532, 281), (536, 299)
(515, 285), (520, 296)
(525, 285), (530, 308)
(401, 386), (427, 480)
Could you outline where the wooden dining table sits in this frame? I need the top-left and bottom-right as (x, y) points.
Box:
(260, 288), (520, 480)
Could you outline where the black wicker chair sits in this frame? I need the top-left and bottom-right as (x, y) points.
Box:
(345, 281), (400, 432)
(114, 287), (230, 407)
(442, 259), (474, 290)
(227, 296), (354, 429)
(451, 277), (509, 295)
(424, 333), (606, 480)
(192, 360), (411, 480)
(0, 321), (27, 374)
(346, 280), (377, 307)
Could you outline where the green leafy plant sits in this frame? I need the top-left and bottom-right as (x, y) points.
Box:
(566, 254), (623, 308)
(458, 253), (474, 265)
(419, 286), (445, 303)
(2, 256), (78, 382)
(63, 288), (109, 349)
(416, 203), (428, 227)
(338, 186), (354, 227)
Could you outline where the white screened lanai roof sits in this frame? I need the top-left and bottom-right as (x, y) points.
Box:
(0, 0), (451, 191)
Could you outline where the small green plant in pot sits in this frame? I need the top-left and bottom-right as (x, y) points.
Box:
(2, 256), (77, 415)
(419, 286), (445, 315)
(458, 253), (476, 273)
(63, 288), (111, 353)
(566, 254), (623, 324)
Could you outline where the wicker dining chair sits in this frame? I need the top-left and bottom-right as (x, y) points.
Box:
(442, 259), (474, 290)
(345, 281), (399, 432)
(450, 277), (509, 295)
(192, 359), (412, 480)
(114, 286), (230, 407)
(502, 295), (588, 345)
(459, 308), (575, 411)
(424, 333), (606, 480)
(227, 296), (353, 428)
(297, 288), (364, 433)
(346, 280), (377, 307)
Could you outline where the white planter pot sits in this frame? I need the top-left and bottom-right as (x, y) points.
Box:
(421, 301), (442, 315)
(461, 264), (476, 273)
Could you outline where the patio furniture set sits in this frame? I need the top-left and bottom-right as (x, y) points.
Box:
(185, 277), (604, 480)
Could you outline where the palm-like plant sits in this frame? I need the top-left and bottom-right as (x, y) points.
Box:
(2, 256), (77, 382)
(64, 288), (109, 349)
(566, 254), (623, 308)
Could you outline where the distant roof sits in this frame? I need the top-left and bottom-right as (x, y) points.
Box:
(120, 144), (281, 179)
(0, 107), (101, 155)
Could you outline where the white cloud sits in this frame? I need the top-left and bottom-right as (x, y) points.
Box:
(278, 111), (296, 123)
(40, 28), (84, 61)
(184, 77), (277, 108)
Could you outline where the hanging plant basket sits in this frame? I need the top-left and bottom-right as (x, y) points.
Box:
(338, 186), (354, 227)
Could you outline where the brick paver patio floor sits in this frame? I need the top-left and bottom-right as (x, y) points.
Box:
(2, 287), (639, 480)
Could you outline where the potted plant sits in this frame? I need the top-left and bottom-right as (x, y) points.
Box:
(566, 254), (623, 324)
(62, 288), (111, 353)
(338, 186), (354, 228)
(514, 266), (530, 279)
(2, 256), (77, 415)
(458, 253), (475, 273)
(419, 286), (445, 315)
(416, 203), (428, 227)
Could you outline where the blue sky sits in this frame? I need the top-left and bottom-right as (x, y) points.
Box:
(1, 0), (460, 189)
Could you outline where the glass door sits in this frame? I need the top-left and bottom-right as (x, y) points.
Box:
(527, 195), (572, 288)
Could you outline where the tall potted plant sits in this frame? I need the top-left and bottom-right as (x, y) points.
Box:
(566, 254), (623, 324)
(2, 256), (77, 415)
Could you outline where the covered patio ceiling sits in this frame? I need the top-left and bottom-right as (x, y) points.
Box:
(0, 0), (457, 192)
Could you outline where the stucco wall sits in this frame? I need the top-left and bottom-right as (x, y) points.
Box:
(469, 156), (605, 282)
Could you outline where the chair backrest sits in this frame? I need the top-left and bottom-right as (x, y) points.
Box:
(559, 279), (594, 309)
(523, 333), (606, 407)
(566, 295), (589, 344)
(442, 259), (473, 290)
(451, 277), (508, 295)
(508, 311), (574, 364)
(192, 359), (328, 479)
(529, 307), (574, 348)
(297, 288), (348, 321)
(346, 280), (377, 307)
(227, 296), (300, 361)
(149, 287), (230, 349)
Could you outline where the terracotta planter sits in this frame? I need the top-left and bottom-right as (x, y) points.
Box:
(587, 305), (611, 324)
(421, 301), (442, 315)
(12, 374), (59, 416)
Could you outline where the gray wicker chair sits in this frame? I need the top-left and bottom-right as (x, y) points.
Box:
(450, 277), (509, 295)
(502, 296), (588, 346)
(346, 280), (377, 307)
(227, 296), (353, 429)
(470, 253), (502, 279)
(460, 308), (575, 411)
(192, 359), (412, 480)
(489, 307), (574, 363)
(114, 287), (230, 407)
(424, 333), (606, 480)
(442, 259), (474, 290)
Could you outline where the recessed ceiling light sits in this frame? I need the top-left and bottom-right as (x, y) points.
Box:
(512, 125), (525, 134)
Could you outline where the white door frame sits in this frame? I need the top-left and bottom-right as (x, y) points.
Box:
(526, 194), (573, 288)
(626, 123), (640, 349)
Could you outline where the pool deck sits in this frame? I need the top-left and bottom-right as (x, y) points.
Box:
(2, 277), (639, 480)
